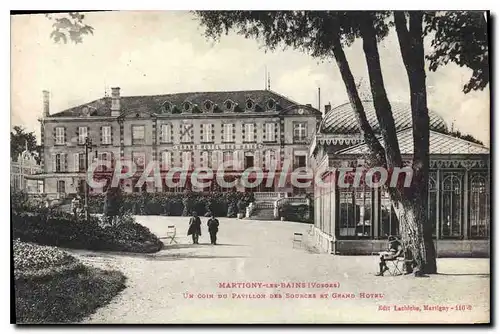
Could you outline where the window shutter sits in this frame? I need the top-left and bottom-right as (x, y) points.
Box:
(52, 153), (57, 172)
(232, 124), (236, 142)
(211, 124), (215, 142)
(160, 124), (164, 142)
(242, 124), (246, 142)
(76, 127), (79, 143)
(63, 153), (68, 172)
(222, 124), (225, 142)
(63, 127), (67, 144)
(100, 126), (103, 144)
(253, 123), (257, 142)
(110, 126), (113, 145)
(201, 124), (205, 142)
(74, 153), (79, 172)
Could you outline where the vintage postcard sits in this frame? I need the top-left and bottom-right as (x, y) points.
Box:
(11, 10), (490, 324)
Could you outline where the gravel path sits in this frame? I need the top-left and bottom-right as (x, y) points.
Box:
(70, 216), (490, 324)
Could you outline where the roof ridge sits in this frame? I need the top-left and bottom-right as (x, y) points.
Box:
(431, 129), (489, 149)
(121, 89), (270, 99)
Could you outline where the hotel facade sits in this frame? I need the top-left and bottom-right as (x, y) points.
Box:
(34, 88), (321, 198)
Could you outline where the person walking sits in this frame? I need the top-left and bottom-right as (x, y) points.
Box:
(187, 211), (202, 244)
(71, 196), (80, 220)
(207, 214), (220, 245)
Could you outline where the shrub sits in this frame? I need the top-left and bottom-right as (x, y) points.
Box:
(86, 191), (255, 217)
(13, 240), (127, 323)
(278, 203), (313, 223)
(13, 239), (79, 276)
(12, 211), (163, 253)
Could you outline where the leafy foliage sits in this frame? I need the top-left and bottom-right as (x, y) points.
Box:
(13, 239), (78, 274)
(424, 11), (489, 93)
(88, 191), (254, 218)
(194, 11), (390, 59)
(12, 210), (163, 253)
(46, 12), (94, 44)
(11, 126), (39, 162)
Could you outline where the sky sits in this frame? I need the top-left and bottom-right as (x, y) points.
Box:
(11, 11), (490, 146)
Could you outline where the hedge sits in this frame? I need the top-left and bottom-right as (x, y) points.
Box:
(278, 203), (313, 223)
(88, 191), (255, 217)
(12, 211), (163, 253)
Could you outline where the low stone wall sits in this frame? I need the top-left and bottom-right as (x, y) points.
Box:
(311, 227), (489, 257)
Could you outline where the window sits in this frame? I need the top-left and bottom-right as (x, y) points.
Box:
(203, 100), (213, 112)
(469, 174), (489, 239)
(263, 150), (276, 170)
(97, 152), (111, 172)
(245, 98), (255, 111)
(380, 188), (399, 238)
(264, 123), (276, 142)
(294, 154), (306, 169)
(57, 180), (65, 193)
(55, 127), (65, 145)
(132, 125), (145, 144)
(339, 186), (373, 238)
(428, 173), (438, 237)
(102, 126), (112, 145)
(293, 122), (307, 141)
(223, 151), (233, 164)
(161, 124), (172, 143)
(441, 173), (463, 238)
(244, 153), (254, 169)
(181, 124), (193, 143)
(201, 124), (213, 142)
(267, 98), (276, 110)
(244, 123), (255, 142)
(223, 123), (234, 142)
(201, 151), (212, 168)
(79, 153), (86, 172)
(132, 152), (146, 169)
(224, 100), (234, 111)
(162, 151), (172, 169)
(181, 151), (192, 169)
(55, 154), (62, 172)
(78, 127), (88, 145)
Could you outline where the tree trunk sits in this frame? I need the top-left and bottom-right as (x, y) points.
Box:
(330, 32), (386, 167)
(395, 11), (437, 274)
(359, 14), (402, 168)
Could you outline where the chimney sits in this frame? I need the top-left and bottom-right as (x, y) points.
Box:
(42, 90), (50, 117)
(306, 103), (312, 107)
(324, 103), (332, 116)
(111, 87), (121, 117)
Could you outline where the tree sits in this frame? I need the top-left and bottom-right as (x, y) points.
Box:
(424, 11), (489, 93)
(11, 126), (39, 162)
(46, 12), (94, 44)
(193, 10), (489, 275)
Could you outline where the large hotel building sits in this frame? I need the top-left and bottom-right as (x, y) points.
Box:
(35, 88), (322, 196)
(29, 87), (490, 257)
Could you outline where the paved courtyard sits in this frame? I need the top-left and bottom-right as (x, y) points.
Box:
(70, 216), (490, 324)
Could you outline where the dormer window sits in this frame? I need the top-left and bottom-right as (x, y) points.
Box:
(203, 100), (214, 112)
(82, 106), (90, 116)
(182, 101), (193, 113)
(245, 98), (255, 111)
(162, 101), (173, 113)
(223, 99), (235, 112)
(266, 98), (277, 111)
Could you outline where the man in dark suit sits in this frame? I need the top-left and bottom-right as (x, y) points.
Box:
(207, 214), (220, 245)
(375, 235), (404, 276)
(187, 211), (202, 244)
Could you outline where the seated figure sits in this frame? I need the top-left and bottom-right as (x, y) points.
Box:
(375, 235), (404, 276)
